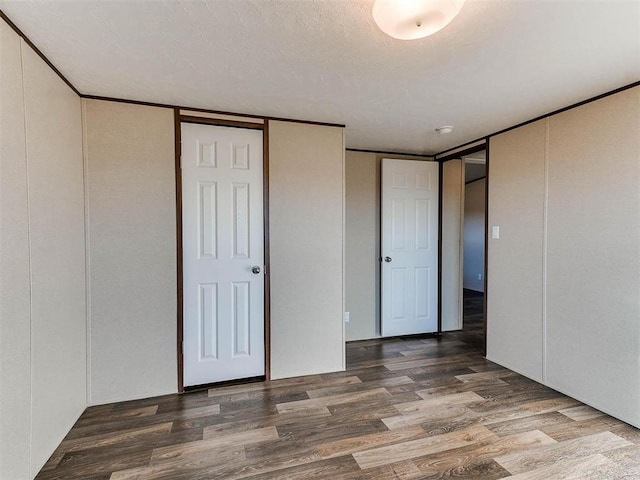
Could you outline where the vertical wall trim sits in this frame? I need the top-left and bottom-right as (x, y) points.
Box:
(18, 37), (34, 478)
(458, 160), (465, 330)
(542, 118), (550, 383)
(377, 157), (382, 338)
(81, 99), (92, 405)
(263, 120), (271, 380)
(437, 160), (444, 333)
(174, 108), (184, 393)
(341, 129), (346, 369)
(483, 138), (490, 356)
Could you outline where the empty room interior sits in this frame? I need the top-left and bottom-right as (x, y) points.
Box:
(1, 1), (639, 479)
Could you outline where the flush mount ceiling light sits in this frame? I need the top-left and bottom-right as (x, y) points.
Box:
(372, 0), (466, 40)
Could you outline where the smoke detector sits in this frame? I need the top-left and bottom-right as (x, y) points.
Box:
(435, 126), (454, 135)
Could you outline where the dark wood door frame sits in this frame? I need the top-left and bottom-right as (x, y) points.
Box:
(174, 110), (271, 392)
(437, 161), (444, 334)
(483, 138), (489, 356)
(436, 142), (488, 355)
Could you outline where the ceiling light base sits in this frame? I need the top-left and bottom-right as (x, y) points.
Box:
(373, 0), (466, 40)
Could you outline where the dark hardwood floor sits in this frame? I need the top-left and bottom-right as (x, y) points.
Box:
(36, 300), (639, 479)
(463, 288), (484, 329)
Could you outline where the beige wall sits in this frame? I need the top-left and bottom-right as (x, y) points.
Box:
(83, 107), (346, 394)
(463, 178), (485, 292)
(345, 151), (379, 340)
(545, 87), (640, 427)
(487, 86), (640, 427)
(441, 159), (463, 331)
(1, 22), (87, 478)
(83, 100), (177, 404)
(344, 151), (434, 341)
(23, 39), (87, 477)
(0, 20), (32, 480)
(269, 121), (345, 378)
(487, 120), (546, 382)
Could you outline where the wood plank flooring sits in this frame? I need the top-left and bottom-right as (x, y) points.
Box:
(36, 292), (639, 479)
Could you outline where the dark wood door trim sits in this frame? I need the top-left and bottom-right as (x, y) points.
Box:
(436, 143), (486, 163)
(263, 120), (271, 380)
(175, 116), (271, 393)
(483, 137), (490, 357)
(438, 153), (487, 347)
(174, 108), (184, 392)
(437, 160), (444, 334)
(180, 115), (265, 130)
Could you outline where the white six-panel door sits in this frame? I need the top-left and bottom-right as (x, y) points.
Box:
(182, 123), (264, 387)
(381, 159), (439, 336)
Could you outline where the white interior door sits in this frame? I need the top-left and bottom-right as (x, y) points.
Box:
(381, 159), (439, 336)
(182, 122), (264, 387)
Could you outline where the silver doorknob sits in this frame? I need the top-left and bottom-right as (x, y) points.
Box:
(251, 265), (261, 274)
(384, 256), (392, 263)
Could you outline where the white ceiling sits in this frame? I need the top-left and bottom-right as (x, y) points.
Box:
(1, 0), (639, 155)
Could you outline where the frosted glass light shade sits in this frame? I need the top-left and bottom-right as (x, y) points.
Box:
(372, 0), (465, 40)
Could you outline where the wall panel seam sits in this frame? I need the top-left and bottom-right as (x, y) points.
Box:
(341, 129), (347, 371)
(18, 38), (34, 479)
(81, 99), (92, 405)
(458, 160), (465, 329)
(542, 118), (550, 383)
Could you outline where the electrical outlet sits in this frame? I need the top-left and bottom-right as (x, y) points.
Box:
(492, 225), (500, 239)
(344, 312), (350, 323)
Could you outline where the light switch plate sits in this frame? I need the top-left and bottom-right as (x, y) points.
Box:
(344, 312), (350, 323)
(492, 226), (500, 239)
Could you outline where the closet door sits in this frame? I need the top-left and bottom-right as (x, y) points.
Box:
(182, 123), (265, 387)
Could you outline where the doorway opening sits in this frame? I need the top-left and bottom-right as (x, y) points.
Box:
(461, 152), (486, 334)
(438, 142), (488, 353)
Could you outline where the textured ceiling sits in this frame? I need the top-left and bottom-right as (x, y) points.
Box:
(1, 0), (639, 155)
